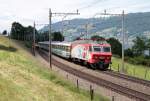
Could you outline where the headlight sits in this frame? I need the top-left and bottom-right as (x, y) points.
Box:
(107, 57), (111, 59)
(99, 56), (105, 59)
(95, 56), (98, 59)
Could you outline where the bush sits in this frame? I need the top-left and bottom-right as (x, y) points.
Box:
(24, 41), (32, 48)
(125, 48), (134, 57)
(125, 56), (150, 67)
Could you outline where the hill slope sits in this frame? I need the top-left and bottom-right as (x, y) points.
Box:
(0, 36), (108, 101)
(41, 12), (150, 46)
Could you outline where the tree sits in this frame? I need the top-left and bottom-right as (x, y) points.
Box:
(24, 26), (38, 41)
(10, 22), (24, 40)
(132, 37), (146, 56)
(106, 38), (122, 57)
(2, 30), (7, 35)
(146, 39), (150, 56)
(10, 22), (39, 41)
(124, 48), (134, 57)
(52, 32), (64, 41)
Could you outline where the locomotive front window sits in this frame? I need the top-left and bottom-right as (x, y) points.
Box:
(103, 47), (111, 52)
(93, 46), (101, 52)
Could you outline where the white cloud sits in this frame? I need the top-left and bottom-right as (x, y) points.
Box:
(0, 0), (150, 32)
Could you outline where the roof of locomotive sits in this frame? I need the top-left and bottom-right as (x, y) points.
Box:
(71, 40), (110, 46)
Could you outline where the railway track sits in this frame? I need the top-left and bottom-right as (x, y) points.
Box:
(102, 70), (150, 87)
(38, 49), (150, 101)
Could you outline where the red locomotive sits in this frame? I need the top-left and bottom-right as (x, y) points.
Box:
(71, 39), (112, 70)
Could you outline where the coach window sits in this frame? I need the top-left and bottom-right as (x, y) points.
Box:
(60, 46), (63, 50)
(63, 46), (65, 51)
(62, 46), (64, 50)
(65, 46), (67, 51)
(64, 46), (66, 51)
(60, 45), (61, 49)
(68, 46), (69, 51)
(66, 46), (68, 51)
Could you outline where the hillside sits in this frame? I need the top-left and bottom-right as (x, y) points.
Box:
(41, 12), (150, 47)
(0, 36), (108, 101)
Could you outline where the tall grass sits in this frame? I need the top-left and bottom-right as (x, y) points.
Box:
(0, 36), (109, 101)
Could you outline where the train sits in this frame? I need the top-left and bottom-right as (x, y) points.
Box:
(38, 39), (112, 70)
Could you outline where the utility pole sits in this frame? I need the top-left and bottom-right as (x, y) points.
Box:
(85, 24), (88, 39)
(8, 32), (11, 48)
(33, 22), (36, 56)
(49, 8), (52, 69)
(95, 10), (125, 73)
(61, 15), (67, 41)
(121, 10), (125, 72)
(48, 8), (80, 69)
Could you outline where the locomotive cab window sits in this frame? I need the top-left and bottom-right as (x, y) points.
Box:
(93, 46), (101, 52)
(103, 47), (111, 52)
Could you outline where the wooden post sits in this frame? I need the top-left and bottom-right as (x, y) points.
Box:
(118, 64), (120, 72)
(90, 85), (94, 101)
(76, 79), (79, 89)
(66, 74), (68, 79)
(110, 65), (112, 71)
(133, 68), (136, 76)
(144, 69), (148, 79)
(112, 96), (115, 101)
(125, 66), (127, 73)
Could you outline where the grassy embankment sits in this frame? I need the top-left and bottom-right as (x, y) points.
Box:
(0, 36), (109, 101)
(111, 57), (150, 81)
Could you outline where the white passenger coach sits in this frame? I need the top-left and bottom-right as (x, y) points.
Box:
(38, 41), (71, 58)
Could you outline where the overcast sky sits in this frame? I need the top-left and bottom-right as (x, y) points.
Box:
(0, 0), (150, 32)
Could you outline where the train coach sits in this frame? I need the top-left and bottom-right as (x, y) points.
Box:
(38, 39), (112, 70)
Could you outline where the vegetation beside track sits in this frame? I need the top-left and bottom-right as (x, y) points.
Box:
(0, 36), (108, 101)
(111, 57), (150, 81)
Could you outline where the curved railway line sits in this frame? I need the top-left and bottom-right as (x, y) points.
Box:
(37, 49), (150, 101)
(101, 70), (150, 87)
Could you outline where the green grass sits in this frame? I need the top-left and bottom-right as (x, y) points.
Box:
(0, 36), (109, 101)
(111, 57), (150, 81)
